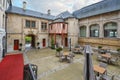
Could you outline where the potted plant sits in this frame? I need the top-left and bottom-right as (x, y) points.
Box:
(37, 42), (40, 49)
(56, 47), (63, 57)
(98, 45), (103, 54)
(98, 46), (102, 49)
(51, 37), (55, 49)
(19, 43), (22, 51)
(117, 48), (120, 53)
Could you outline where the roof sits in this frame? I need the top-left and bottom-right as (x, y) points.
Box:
(55, 11), (74, 19)
(53, 18), (64, 23)
(73, 0), (120, 19)
(6, 6), (55, 20)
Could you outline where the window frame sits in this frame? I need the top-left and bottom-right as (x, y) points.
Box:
(25, 20), (36, 28)
(90, 24), (99, 37)
(41, 22), (47, 31)
(104, 22), (117, 38)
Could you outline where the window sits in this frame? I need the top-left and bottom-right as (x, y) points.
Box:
(104, 22), (117, 38)
(90, 24), (99, 37)
(63, 24), (65, 29)
(80, 26), (86, 37)
(26, 20), (30, 28)
(31, 21), (36, 28)
(25, 20), (36, 28)
(51, 26), (52, 30)
(41, 22), (47, 31)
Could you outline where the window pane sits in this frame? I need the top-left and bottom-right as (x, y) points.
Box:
(90, 24), (99, 37)
(80, 26), (86, 37)
(31, 21), (36, 28)
(104, 22), (117, 37)
(26, 20), (30, 28)
(41, 22), (47, 30)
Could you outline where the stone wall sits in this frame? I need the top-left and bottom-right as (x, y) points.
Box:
(7, 14), (50, 52)
(78, 11), (120, 50)
(78, 38), (120, 50)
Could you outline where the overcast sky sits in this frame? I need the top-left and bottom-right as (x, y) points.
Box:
(13, 0), (102, 15)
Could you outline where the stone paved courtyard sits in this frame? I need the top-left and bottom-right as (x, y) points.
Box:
(23, 48), (120, 80)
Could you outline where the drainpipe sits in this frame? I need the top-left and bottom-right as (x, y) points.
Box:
(5, 13), (8, 54)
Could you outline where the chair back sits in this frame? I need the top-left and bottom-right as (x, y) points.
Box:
(99, 62), (107, 68)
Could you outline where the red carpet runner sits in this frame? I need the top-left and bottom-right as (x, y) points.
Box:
(0, 54), (24, 80)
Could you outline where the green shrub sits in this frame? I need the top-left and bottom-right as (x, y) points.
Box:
(98, 46), (102, 49)
(51, 37), (55, 49)
(56, 47), (62, 52)
(117, 48), (120, 52)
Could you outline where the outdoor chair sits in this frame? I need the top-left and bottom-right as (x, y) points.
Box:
(69, 52), (75, 57)
(97, 55), (108, 63)
(110, 57), (119, 65)
(67, 56), (72, 63)
(97, 55), (102, 61)
(99, 62), (107, 69)
(101, 74), (114, 80)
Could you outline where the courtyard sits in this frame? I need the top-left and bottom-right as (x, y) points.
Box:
(23, 48), (120, 80)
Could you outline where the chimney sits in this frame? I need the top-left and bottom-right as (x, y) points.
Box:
(47, 9), (51, 15)
(23, 1), (27, 10)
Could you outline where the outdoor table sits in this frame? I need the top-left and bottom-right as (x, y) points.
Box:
(101, 54), (111, 63)
(93, 65), (106, 74)
(62, 52), (70, 61)
(0, 54), (24, 80)
(63, 52), (69, 56)
(101, 47), (109, 54)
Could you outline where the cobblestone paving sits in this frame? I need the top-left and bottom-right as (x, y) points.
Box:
(24, 48), (120, 80)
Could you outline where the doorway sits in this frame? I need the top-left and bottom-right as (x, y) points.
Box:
(14, 40), (19, 50)
(65, 38), (68, 47)
(42, 39), (46, 47)
(25, 35), (35, 48)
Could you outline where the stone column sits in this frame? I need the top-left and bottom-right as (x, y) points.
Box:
(117, 20), (120, 38)
(99, 23), (104, 38)
(86, 25), (90, 37)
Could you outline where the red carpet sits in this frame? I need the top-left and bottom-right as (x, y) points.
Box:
(0, 54), (24, 80)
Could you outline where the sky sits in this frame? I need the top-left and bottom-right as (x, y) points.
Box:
(12, 0), (102, 15)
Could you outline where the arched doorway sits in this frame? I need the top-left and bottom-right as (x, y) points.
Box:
(25, 34), (36, 48)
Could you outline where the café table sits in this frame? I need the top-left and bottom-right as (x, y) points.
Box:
(93, 65), (106, 74)
(101, 54), (111, 63)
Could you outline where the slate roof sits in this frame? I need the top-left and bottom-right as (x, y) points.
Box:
(6, 6), (55, 20)
(73, 0), (120, 19)
(6, 0), (120, 20)
(55, 11), (74, 20)
(53, 18), (64, 23)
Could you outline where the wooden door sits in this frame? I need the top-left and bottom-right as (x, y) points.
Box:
(42, 39), (46, 47)
(65, 38), (68, 47)
(14, 40), (19, 50)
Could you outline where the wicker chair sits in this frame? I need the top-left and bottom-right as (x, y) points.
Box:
(99, 62), (107, 68)
(110, 57), (119, 65)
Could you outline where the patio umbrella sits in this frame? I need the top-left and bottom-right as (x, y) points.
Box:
(83, 45), (95, 80)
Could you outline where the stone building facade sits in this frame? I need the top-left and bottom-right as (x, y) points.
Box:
(6, 0), (120, 52)
(73, 0), (120, 50)
(0, 0), (11, 60)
